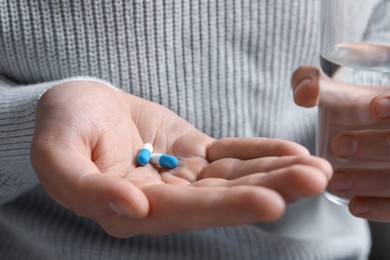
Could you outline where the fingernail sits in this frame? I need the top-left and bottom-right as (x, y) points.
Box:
(333, 135), (358, 157)
(294, 78), (312, 93)
(351, 201), (370, 215)
(376, 98), (390, 119)
(329, 172), (352, 191)
(109, 199), (138, 218)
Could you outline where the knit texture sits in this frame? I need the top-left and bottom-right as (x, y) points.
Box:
(0, 0), (370, 259)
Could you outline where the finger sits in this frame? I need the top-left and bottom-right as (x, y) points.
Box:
(199, 156), (332, 180)
(319, 79), (387, 126)
(369, 93), (390, 121)
(335, 42), (390, 69)
(101, 184), (285, 237)
(76, 173), (149, 219)
(349, 197), (390, 222)
(197, 165), (329, 203)
(207, 138), (309, 162)
(291, 65), (320, 107)
(328, 169), (390, 198)
(293, 65), (387, 126)
(331, 130), (390, 161)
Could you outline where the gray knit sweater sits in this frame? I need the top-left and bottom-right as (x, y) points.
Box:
(0, 0), (370, 259)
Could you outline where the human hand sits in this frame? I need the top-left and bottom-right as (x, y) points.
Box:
(292, 66), (390, 222)
(31, 80), (331, 237)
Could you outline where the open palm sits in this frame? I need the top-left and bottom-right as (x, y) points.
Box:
(31, 80), (331, 237)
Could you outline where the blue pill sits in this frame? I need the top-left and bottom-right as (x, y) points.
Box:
(136, 143), (153, 166)
(150, 153), (178, 169)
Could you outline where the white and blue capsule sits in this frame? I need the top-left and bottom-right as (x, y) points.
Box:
(150, 153), (178, 169)
(136, 143), (153, 166)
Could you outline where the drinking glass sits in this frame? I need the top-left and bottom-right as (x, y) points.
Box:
(319, 0), (390, 205)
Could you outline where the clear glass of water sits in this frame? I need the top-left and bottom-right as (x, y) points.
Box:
(319, 0), (390, 205)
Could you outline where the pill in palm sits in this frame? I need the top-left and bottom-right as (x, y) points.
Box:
(150, 153), (179, 169)
(136, 143), (153, 166)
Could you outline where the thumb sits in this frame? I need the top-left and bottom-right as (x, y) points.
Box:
(31, 143), (149, 220)
(291, 66), (320, 108)
(369, 92), (390, 121)
(76, 173), (150, 219)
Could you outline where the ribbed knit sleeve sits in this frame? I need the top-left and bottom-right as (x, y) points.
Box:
(0, 77), (55, 203)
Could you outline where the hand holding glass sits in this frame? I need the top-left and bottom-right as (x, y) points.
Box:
(319, 0), (390, 205)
